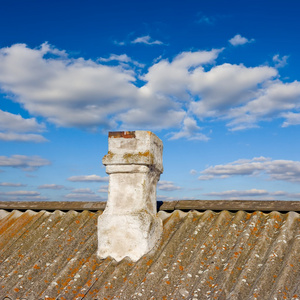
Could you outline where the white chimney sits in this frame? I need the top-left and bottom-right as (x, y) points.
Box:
(97, 131), (163, 262)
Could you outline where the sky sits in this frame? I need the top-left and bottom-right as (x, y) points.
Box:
(1, 0), (300, 202)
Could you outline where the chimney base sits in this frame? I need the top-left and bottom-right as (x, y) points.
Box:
(98, 211), (162, 262)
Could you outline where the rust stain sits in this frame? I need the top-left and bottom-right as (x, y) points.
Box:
(109, 131), (136, 138)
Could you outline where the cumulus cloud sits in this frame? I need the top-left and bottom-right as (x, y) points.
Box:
(67, 174), (109, 182)
(168, 117), (209, 141)
(199, 157), (300, 183)
(229, 34), (255, 46)
(281, 112), (300, 127)
(131, 35), (163, 45)
(1, 43), (300, 139)
(0, 155), (51, 171)
(158, 180), (181, 191)
(0, 110), (47, 142)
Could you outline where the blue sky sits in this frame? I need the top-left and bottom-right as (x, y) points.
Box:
(1, 0), (300, 201)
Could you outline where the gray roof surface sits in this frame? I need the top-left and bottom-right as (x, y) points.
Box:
(0, 202), (300, 299)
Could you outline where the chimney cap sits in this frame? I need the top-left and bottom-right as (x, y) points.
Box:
(103, 131), (163, 173)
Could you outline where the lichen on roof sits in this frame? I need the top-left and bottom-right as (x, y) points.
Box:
(0, 203), (300, 299)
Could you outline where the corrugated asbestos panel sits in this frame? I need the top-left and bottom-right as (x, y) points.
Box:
(0, 209), (299, 299)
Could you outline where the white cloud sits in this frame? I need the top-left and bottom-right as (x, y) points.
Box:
(131, 35), (163, 45)
(205, 189), (269, 199)
(0, 132), (47, 143)
(158, 180), (181, 191)
(4, 190), (40, 196)
(64, 185), (105, 200)
(72, 188), (94, 194)
(190, 169), (198, 175)
(64, 192), (104, 201)
(1, 43), (300, 139)
(199, 157), (300, 183)
(157, 195), (177, 201)
(227, 81), (300, 130)
(229, 34), (255, 46)
(98, 185), (108, 193)
(0, 155), (51, 171)
(273, 54), (289, 68)
(190, 64), (277, 119)
(0, 190), (48, 201)
(281, 112), (300, 127)
(168, 117), (209, 141)
(0, 110), (44, 132)
(98, 54), (144, 68)
(38, 184), (66, 190)
(67, 174), (109, 182)
(0, 43), (138, 129)
(0, 110), (47, 142)
(204, 189), (300, 200)
(0, 182), (26, 187)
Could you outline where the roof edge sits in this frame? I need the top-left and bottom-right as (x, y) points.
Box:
(0, 200), (300, 212)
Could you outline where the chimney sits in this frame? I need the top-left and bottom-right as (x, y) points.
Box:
(97, 131), (163, 261)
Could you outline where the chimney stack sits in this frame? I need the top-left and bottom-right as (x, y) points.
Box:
(97, 131), (163, 261)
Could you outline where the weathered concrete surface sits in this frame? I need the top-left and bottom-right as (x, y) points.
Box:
(98, 131), (163, 261)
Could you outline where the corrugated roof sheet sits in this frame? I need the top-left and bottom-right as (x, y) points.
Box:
(0, 208), (300, 299)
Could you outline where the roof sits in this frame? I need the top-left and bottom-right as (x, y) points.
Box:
(1, 201), (300, 299)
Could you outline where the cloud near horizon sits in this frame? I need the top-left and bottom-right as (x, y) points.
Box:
(0, 155), (51, 171)
(204, 189), (300, 200)
(198, 157), (300, 183)
(0, 43), (300, 140)
(67, 175), (109, 182)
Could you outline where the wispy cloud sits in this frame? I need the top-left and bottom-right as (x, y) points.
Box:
(0, 190), (48, 201)
(64, 188), (105, 201)
(98, 185), (108, 193)
(98, 53), (144, 68)
(273, 54), (289, 68)
(0, 182), (27, 187)
(0, 155), (51, 171)
(131, 35), (163, 45)
(204, 189), (300, 200)
(198, 157), (300, 183)
(229, 34), (255, 46)
(38, 184), (67, 190)
(196, 12), (215, 25)
(67, 175), (109, 182)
